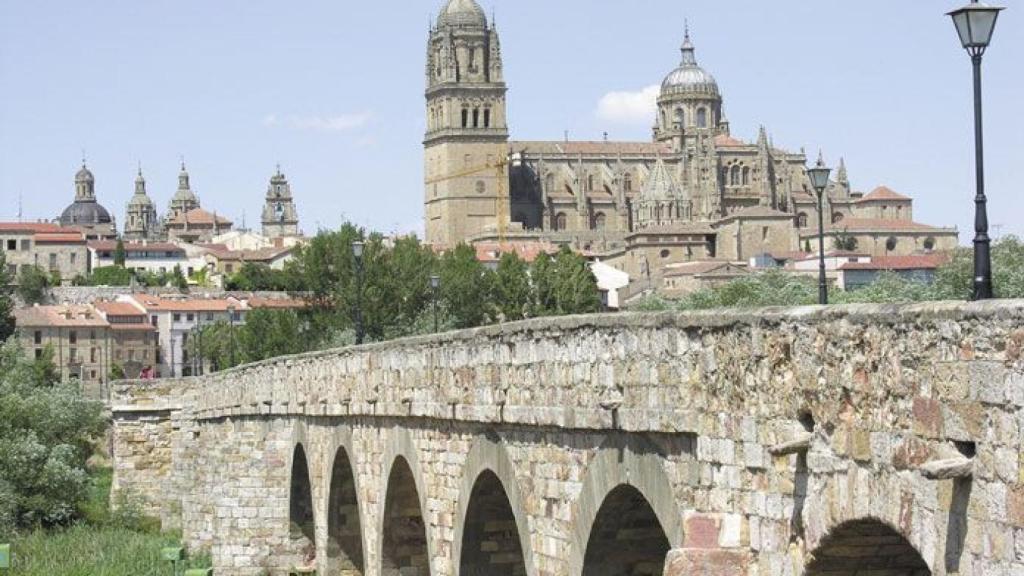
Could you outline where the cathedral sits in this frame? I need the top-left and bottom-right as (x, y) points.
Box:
(423, 0), (958, 281)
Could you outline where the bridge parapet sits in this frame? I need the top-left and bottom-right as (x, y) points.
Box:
(111, 301), (1024, 575)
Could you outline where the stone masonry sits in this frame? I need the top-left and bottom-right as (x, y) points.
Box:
(111, 301), (1024, 575)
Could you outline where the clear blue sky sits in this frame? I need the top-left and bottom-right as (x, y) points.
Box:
(1, 1), (1021, 241)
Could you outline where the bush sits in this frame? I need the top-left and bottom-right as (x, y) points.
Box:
(0, 339), (105, 531)
(16, 266), (50, 305)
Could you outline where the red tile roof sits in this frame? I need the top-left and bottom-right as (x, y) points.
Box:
(859, 186), (911, 202)
(33, 232), (86, 244)
(839, 254), (951, 271)
(88, 240), (184, 253)
(166, 208), (233, 227)
(713, 134), (747, 148)
(14, 305), (110, 327)
(131, 294), (239, 312)
(0, 222), (68, 234)
(94, 301), (146, 316)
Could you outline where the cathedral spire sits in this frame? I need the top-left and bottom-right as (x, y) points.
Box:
(680, 20), (697, 65)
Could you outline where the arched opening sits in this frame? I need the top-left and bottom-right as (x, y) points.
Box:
(742, 166), (751, 185)
(730, 165), (740, 186)
(923, 237), (936, 251)
(623, 172), (633, 192)
(459, 470), (527, 576)
(832, 212), (844, 224)
(554, 213), (567, 231)
(797, 213), (809, 228)
(544, 173), (554, 192)
(582, 485), (670, 576)
(327, 448), (364, 575)
(697, 107), (708, 128)
(381, 457), (429, 576)
(289, 445), (317, 568)
(807, 519), (930, 575)
(673, 107), (685, 126)
(886, 236), (899, 252)
(593, 212), (606, 230)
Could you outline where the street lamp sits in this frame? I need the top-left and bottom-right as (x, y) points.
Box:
(948, 0), (1005, 300)
(352, 241), (365, 345)
(807, 152), (832, 305)
(430, 275), (441, 333)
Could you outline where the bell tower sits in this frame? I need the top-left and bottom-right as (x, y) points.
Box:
(424, 0), (509, 247)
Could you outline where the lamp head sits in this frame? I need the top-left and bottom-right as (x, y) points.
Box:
(948, 1), (1005, 56)
(806, 151), (832, 195)
(352, 241), (365, 259)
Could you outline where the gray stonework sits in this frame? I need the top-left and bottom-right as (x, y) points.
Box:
(111, 301), (1024, 575)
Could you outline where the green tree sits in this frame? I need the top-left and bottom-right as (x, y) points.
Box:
(833, 229), (859, 252)
(113, 239), (127, 268)
(0, 253), (14, 341)
(236, 309), (307, 364)
(492, 252), (532, 321)
(440, 244), (494, 328)
(225, 263), (294, 292)
(673, 270), (817, 311)
(170, 265), (188, 291)
(831, 272), (936, 304)
(933, 235), (1024, 300)
(85, 266), (134, 287)
(0, 340), (105, 531)
(530, 252), (557, 316)
(16, 266), (50, 305)
(31, 345), (61, 387)
(550, 247), (602, 315)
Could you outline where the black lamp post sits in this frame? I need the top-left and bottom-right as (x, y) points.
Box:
(352, 241), (365, 345)
(948, 0), (1004, 300)
(807, 153), (832, 305)
(430, 275), (441, 333)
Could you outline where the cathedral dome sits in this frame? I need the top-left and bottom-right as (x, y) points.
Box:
(60, 200), (113, 226)
(661, 31), (719, 97)
(75, 165), (95, 183)
(437, 0), (487, 28)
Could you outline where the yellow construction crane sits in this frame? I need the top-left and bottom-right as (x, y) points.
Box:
(425, 156), (511, 243)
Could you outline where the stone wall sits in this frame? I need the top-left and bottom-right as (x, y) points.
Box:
(111, 300), (1024, 576)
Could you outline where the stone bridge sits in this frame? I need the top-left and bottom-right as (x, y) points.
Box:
(110, 301), (1024, 576)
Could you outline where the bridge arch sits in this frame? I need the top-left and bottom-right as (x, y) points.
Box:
(325, 436), (366, 576)
(288, 441), (317, 569)
(806, 517), (931, 575)
(568, 437), (684, 576)
(378, 427), (435, 576)
(453, 435), (535, 576)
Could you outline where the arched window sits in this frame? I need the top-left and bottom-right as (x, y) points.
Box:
(483, 109), (491, 128)
(593, 212), (607, 230)
(697, 107), (708, 128)
(729, 165), (741, 186)
(742, 166), (751, 185)
(472, 108), (480, 128)
(674, 107), (685, 126)
(554, 213), (567, 231)
(923, 237), (936, 251)
(797, 213), (809, 228)
(832, 212), (844, 224)
(587, 175), (595, 192)
(461, 108), (468, 128)
(886, 237), (899, 252)
(544, 173), (554, 191)
(623, 173), (633, 192)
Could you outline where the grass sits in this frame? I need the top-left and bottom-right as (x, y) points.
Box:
(2, 468), (210, 576)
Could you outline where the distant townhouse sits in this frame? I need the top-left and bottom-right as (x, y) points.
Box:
(93, 300), (159, 379)
(87, 240), (205, 277)
(1, 222), (88, 281)
(13, 304), (111, 398)
(200, 244), (295, 276)
(838, 254), (951, 291)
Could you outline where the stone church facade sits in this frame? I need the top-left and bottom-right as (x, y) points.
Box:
(423, 0), (958, 281)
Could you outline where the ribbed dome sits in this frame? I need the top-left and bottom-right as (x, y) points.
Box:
(60, 201), (112, 225)
(75, 165), (95, 182)
(661, 32), (719, 97)
(128, 192), (154, 208)
(437, 0), (486, 28)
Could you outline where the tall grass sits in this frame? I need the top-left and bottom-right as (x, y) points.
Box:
(3, 467), (210, 575)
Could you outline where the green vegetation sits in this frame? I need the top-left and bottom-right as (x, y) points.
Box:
(113, 239), (126, 268)
(198, 222), (601, 371)
(631, 236), (1024, 311)
(0, 254), (14, 341)
(15, 266), (50, 305)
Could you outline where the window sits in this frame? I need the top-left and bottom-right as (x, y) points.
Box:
(623, 173), (633, 192)
(90, 330), (96, 340)
(742, 167), (751, 185)
(729, 165), (740, 186)
(832, 213), (844, 224)
(70, 253), (77, 265)
(173, 313), (181, 322)
(472, 108), (479, 128)
(90, 370), (96, 379)
(48, 253), (57, 270)
(206, 313), (214, 321)
(697, 108), (708, 128)
(6, 264), (14, 276)
(484, 109), (491, 128)
(797, 213), (809, 228)
(69, 330), (77, 344)
(34, 331), (41, 344)
(762, 227), (769, 241)
(69, 348), (77, 362)
(90, 348), (96, 363)
(225, 264), (234, 274)
(660, 249), (671, 259)
(186, 313), (195, 322)
(20, 239), (30, 251)
(475, 180), (486, 194)
(544, 173), (554, 191)
(886, 237), (898, 252)
(34, 349), (42, 359)
(924, 237), (936, 251)
(587, 175), (594, 192)
(461, 108), (468, 128)
(554, 213), (568, 231)
(593, 212), (607, 230)
(151, 315), (158, 326)
(5, 239), (14, 250)
(674, 108), (684, 126)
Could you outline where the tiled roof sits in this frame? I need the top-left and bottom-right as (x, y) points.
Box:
(859, 186), (911, 202)
(131, 294), (239, 313)
(800, 218), (954, 236)
(166, 208), (233, 227)
(839, 254), (951, 271)
(473, 241), (559, 263)
(33, 232), (86, 244)
(14, 305), (109, 327)
(94, 301), (146, 316)
(0, 222), (69, 234)
(204, 245), (293, 262)
(510, 141), (673, 156)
